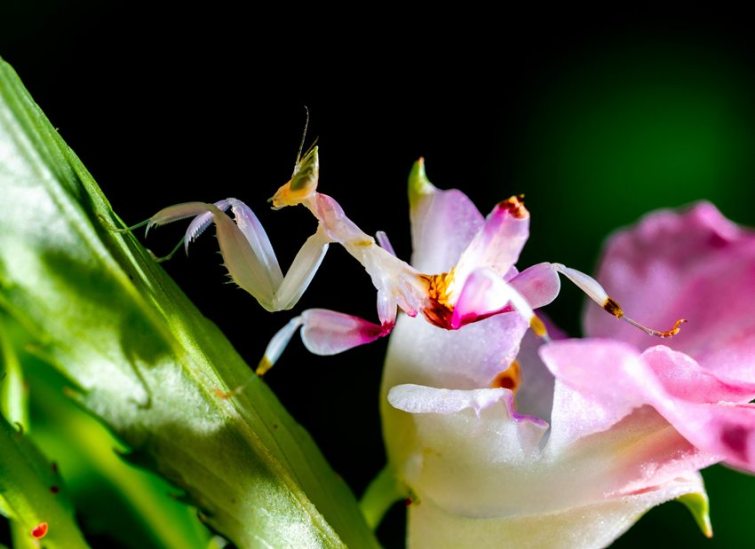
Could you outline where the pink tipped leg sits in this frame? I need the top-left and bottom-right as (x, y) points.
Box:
(300, 309), (394, 355)
(256, 309), (394, 376)
(508, 262), (562, 309)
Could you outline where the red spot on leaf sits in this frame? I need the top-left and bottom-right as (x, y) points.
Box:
(31, 522), (48, 539)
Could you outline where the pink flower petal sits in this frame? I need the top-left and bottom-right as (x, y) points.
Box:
(542, 338), (755, 472)
(451, 268), (509, 328)
(451, 268), (535, 329)
(584, 202), (755, 380)
(642, 345), (755, 403)
(452, 197), (530, 292)
(409, 185), (484, 274)
(299, 309), (392, 355)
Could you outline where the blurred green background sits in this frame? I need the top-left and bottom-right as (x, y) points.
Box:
(2, 4), (755, 547)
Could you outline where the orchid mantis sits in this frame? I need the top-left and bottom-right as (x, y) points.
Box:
(142, 146), (684, 376)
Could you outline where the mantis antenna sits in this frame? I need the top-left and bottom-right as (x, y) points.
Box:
(295, 105), (310, 167)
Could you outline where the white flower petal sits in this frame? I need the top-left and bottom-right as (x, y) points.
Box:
(386, 383), (548, 518)
(407, 472), (707, 549)
(410, 186), (484, 274)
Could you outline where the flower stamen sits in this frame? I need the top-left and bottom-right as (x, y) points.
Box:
(419, 271), (456, 328)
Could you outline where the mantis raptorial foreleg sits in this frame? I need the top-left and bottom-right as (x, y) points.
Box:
(147, 198), (331, 312)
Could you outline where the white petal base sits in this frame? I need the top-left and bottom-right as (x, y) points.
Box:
(408, 473), (705, 549)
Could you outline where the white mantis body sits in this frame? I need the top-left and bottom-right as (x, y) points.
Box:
(144, 145), (685, 377)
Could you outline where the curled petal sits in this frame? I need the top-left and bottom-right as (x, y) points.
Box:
(385, 378), (708, 526)
(388, 384), (514, 417)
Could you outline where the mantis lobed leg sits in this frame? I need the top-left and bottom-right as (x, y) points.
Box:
(146, 198), (330, 312)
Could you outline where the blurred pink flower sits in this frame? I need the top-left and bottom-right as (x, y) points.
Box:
(580, 202), (755, 471)
(381, 199), (755, 546)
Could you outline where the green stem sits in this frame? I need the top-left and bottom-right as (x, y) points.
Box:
(360, 465), (407, 530)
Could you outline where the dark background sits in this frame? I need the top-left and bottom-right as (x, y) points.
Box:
(3, 3), (755, 546)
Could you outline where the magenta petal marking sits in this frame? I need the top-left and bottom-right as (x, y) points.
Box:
(451, 269), (512, 329)
(300, 309), (393, 355)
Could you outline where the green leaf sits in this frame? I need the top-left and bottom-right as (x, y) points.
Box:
(0, 315), (28, 429)
(24, 348), (211, 549)
(0, 413), (89, 549)
(0, 58), (377, 548)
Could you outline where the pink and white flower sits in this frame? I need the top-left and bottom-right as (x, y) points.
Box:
(385, 198), (755, 547)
